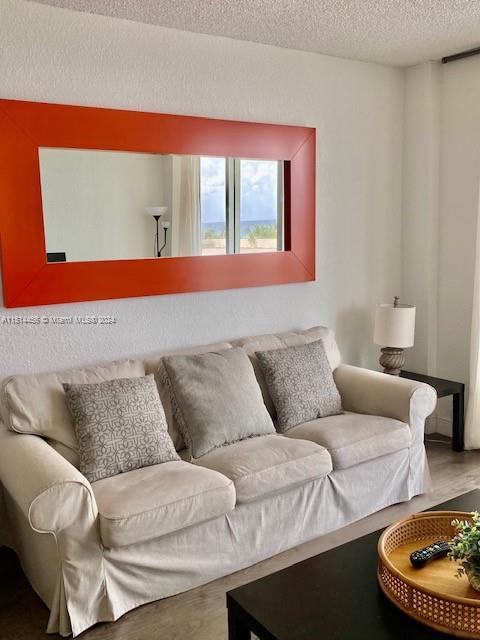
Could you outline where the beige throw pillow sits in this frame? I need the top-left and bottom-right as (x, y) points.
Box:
(151, 341), (233, 451)
(162, 348), (275, 459)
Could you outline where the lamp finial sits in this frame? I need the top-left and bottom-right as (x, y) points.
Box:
(393, 296), (400, 308)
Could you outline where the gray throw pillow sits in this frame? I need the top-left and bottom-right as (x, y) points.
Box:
(63, 375), (179, 482)
(162, 348), (275, 459)
(255, 339), (342, 433)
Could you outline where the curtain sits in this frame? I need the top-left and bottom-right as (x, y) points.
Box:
(465, 185), (480, 448)
(171, 156), (201, 257)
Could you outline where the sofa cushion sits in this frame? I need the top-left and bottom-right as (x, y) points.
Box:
(162, 348), (275, 458)
(1, 359), (145, 451)
(233, 326), (341, 418)
(285, 412), (411, 470)
(92, 460), (236, 548)
(256, 339), (342, 432)
(64, 375), (179, 483)
(48, 440), (80, 467)
(147, 341), (232, 451)
(193, 434), (332, 504)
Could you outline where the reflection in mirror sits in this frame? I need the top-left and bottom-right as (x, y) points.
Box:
(39, 148), (284, 263)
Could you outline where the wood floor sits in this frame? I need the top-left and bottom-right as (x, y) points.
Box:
(2, 439), (480, 640)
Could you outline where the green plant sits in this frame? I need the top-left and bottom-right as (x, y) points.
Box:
(247, 230), (257, 247)
(250, 224), (277, 239)
(203, 227), (226, 240)
(247, 224), (277, 247)
(449, 512), (480, 581)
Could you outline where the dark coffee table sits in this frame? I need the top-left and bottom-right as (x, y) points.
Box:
(227, 490), (480, 639)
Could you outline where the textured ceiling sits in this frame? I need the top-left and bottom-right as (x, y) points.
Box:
(30, 0), (480, 67)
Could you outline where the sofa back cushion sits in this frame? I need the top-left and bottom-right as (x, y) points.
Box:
(162, 348), (275, 458)
(1, 359), (145, 452)
(232, 326), (341, 418)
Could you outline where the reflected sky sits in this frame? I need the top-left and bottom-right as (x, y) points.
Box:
(200, 157), (278, 223)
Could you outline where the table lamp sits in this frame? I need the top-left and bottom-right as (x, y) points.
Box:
(374, 296), (416, 375)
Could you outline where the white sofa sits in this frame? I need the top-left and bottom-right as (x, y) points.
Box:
(0, 326), (436, 637)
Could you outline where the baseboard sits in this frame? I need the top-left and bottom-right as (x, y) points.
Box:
(426, 415), (452, 437)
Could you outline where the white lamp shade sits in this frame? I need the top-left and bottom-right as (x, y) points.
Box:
(145, 206), (168, 217)
(374, 303), (416, 348)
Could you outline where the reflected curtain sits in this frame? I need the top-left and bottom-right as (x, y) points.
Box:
(465, 185), (480, 448)
(171, 156), (201, 257)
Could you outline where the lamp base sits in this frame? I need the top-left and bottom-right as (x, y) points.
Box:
(379, 347), (405, 376)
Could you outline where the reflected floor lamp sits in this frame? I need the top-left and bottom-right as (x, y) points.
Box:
(146, 206), (170, 257)
(374, 296), (416, 375)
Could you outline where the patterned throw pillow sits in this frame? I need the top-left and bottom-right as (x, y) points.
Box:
(63, 375), (179, 483)
(255, 339), (342, 433)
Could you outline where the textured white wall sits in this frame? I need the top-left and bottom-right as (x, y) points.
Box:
(402, 58), (480, 436)
(0, 0), (404, 378)
(402, 63), (440, 377)
(436, 57), (480, 431)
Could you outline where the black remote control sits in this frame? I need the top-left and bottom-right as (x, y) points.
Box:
(410, 540), (450, 568)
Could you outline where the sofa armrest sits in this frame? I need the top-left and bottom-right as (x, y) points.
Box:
(0, 423), (106, 637)
(334, 364), (437, 445)
(0, 424), (97, 534)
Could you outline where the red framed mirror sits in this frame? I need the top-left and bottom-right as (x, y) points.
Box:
(0, 99), (315, 308)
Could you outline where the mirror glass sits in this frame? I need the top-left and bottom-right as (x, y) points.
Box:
(39, 148), (285, 262)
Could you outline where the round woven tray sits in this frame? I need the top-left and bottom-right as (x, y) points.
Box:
(378, 511), (480, 638)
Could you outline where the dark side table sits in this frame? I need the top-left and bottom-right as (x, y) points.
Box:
(400, 370), (465, 452)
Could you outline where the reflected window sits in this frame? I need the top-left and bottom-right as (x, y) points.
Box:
(200, 157), (227, 256)
(199, 157), (283, 255)
(238, 159), (282, 253)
